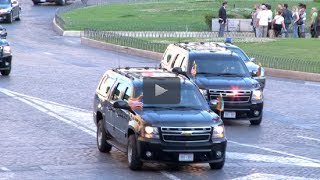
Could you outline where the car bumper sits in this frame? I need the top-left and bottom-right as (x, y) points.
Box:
(212, 101), (263, 121)
(0, 13), (10, 20)
(137, 137), (227, 164)
(0, 56), (12, 70)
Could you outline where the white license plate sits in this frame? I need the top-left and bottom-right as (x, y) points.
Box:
(224, 111), (236, 118)
(179, 153), (194, 162)
(40, 0), (46, 2)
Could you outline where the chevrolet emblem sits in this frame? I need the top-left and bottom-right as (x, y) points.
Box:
(181, 131), (192, 136)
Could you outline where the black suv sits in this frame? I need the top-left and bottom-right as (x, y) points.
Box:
(0, 36), (12, 76)
(93, 67), (227, 170)
(160, 42), (263, 125)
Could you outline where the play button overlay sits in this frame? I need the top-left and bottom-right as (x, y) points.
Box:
(143, 77), (180, 104)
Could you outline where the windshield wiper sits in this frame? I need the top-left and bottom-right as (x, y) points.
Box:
(216, 73), (245, 77)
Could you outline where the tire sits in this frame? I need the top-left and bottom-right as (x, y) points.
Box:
(250, 116), (262, 126)
(97, 120), (112, 153)
(16, 11), (20, 21)
(7, 12), (13, 23)
(0, 69), (11, 76)
(56, 0), (65, 6)
(127, 134), (142, 170)
(209, 156), (225, 170)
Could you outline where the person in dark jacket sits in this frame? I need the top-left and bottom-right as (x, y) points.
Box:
(282, 4), (292, 37)
(314, 10), (320, 38)
(218, 1), (228, 37)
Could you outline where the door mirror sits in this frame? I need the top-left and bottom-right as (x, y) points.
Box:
(249, 58), (256, 62)
(0, 31), (7, 38)
(113, 100), (131, 110)
(251, 71), (258, 77)
(12, 1), (18, 4)
(172, 67), (187, 76)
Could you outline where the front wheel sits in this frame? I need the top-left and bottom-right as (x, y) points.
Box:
(209, 157), (225, 170)
(1, 69), (11, 76)
(97, 120), (112, 153)
(127, 134), (142, 170)
(7, 12), (13, 23)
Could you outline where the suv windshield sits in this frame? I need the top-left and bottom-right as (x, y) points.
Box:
(0, 0), (10, 5)
(226, 47), (250, 62)
(134, 84), (208, 110)
(189, 56), (250, 77)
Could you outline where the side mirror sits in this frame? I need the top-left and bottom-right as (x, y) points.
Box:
(12, 1), (18, 4)
(0, 32), (7, 38)
(172, 67), (187, 76)
(250, 58), (256, 62)
(251, 71), (258, 77)
(113, 100), (131, 110)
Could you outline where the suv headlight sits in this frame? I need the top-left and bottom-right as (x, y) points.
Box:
(199, 89), (208, 100)
(3, 46), (11, 55)
(252, 90), (263, 101)
(212, 124), (225, 139)
(142, 126), (159, 139)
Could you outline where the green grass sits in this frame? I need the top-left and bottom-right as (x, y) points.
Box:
(61, 0), (320, 31)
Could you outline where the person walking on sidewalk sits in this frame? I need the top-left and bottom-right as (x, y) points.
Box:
(292, 6), (300, 38)
(310, 7), (318, 38)
(272, 10), (287, 37)
(252, 4), (260, 37)
(256, 5), (269, 37)
(282, 4), (292, 37)
(313, 11), (320, 38)
(218, 1), (228, 37)
(298, 3), (307, 38)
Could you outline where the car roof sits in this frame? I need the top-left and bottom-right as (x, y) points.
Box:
(107, 67), (191, 84)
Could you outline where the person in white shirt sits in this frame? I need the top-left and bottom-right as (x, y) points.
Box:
(272, 10), (287, 37)
(256, 5), (269, 37)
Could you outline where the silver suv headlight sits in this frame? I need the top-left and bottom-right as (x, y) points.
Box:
(252, 90), (263, 101)
(212, 124), (225, 139)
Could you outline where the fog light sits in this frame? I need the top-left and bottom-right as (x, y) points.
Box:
(216, 151), (222, 158)
(254, 110), (260, 116)
(146, 151), (152, 158)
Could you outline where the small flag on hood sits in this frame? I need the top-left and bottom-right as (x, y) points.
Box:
(216, 93), (224, 112)
(191, 61), (197, 77)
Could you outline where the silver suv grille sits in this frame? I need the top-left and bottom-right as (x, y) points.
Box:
(209, 89), (251, 103)
(161, 127), (212, 143)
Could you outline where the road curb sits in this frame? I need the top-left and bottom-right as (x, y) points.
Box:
(81, 37), (320, 82)
(53, 17), (82, 37)
(81, 37), (163, 60)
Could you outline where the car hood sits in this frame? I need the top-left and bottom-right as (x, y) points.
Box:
(195, 75), (258, 90)
(139, 110), (219, 127)
(0, 5), (11, 9)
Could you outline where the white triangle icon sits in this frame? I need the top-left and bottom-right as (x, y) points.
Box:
(155, 84), (168, 96)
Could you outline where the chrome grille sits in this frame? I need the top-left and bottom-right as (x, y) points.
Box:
(209, 89), (251, 102)
(161, 127), (211, 143)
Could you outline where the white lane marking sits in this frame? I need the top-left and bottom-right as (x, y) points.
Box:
(229, 140), (320, 164)
(0, 88), (180, 180)
(0, 167), (10, 171)
(0, 88), (95, 137)
(161, 171), (181, 180)
(297, 136), (320, 143)
(232, 173), (316, 180)
(227, 152), (320, 168)
(43, 52), (54, 56)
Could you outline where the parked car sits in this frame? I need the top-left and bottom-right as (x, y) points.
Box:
(32, 0), (67, 6)
(93, 67), (227, 170)
(215, 41), (266, 90)
(0, 0), (21, 23)
(160, 42), (264, 125)
(0, 37), (12, 76)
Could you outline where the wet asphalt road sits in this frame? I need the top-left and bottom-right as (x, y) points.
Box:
(0, 0), (320, 179)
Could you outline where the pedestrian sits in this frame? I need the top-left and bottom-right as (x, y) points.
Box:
(310, 7), (318, 38)
(266, 4), (273, 37)
(251, 4), (260, 37)
(282, 4), (292, 37)
(256, 5), (269, 38)
(277, 4), (283, 11)
(313, 10), (320, 38)
(298, 3), (307, 38)
(218, 1), (228, 37)
(292, 6), (300, 38)
(272, 10), (287, 37)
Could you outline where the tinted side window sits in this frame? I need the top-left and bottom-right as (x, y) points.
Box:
(111, 83), (127, 101)
(99, 76), (115, 97)
(166, 54), (172, 63)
